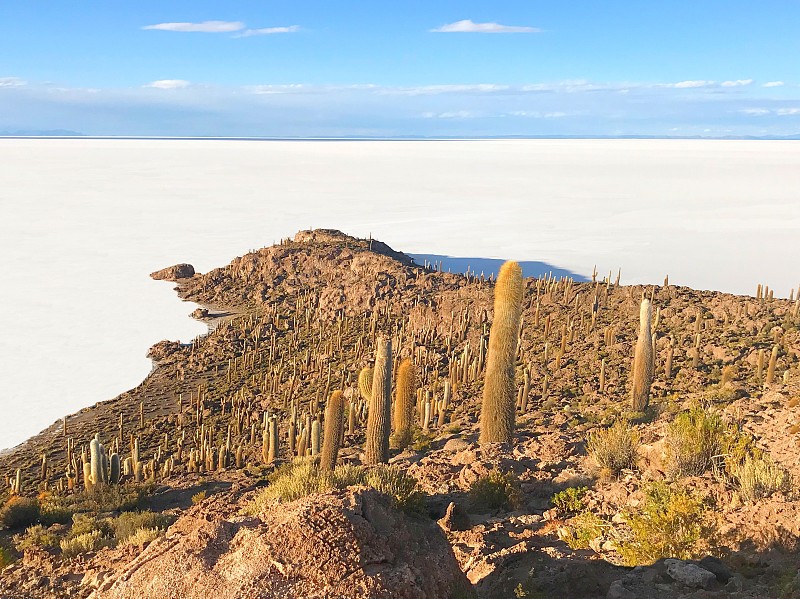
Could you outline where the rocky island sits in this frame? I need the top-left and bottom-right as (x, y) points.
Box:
(1, 229), (799, 598)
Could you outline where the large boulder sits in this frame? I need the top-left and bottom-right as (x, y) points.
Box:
(90, 487), (471, 599)
(150, 263), (196, 281)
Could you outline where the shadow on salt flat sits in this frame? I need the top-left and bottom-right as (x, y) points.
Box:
(408, 254), (588, 282)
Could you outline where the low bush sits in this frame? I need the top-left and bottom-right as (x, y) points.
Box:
(729, 454), (792, 502)
(551, 486), (588, 515)
(0, 497), (40, 530)
(248, 459), (424, 514)
(468, 469), (522, 512)
(111, 511), (172, 543)
(60, 530), (110, 558)
(557, 510), (606, 550)
(586, 420), (639, 476)
(615, 482), (715, 566)
(664, 406), (725, 478)
(191, 490), (207, 505)
(14, 524), (60, 552)
(118, 527), (163, 548)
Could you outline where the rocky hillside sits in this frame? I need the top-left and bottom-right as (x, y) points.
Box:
(1, 229), (799, 598)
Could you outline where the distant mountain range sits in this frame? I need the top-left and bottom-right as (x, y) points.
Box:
(1, 131), (799, 140)
(0, 129), (84, 137)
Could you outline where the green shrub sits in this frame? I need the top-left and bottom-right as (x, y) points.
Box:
(664, 406), (725, 478)
(118, 527), (163, 548)
(363, 466), (425, 513)
(468, 469), (521, 512)
(615, 482), (715, 566)
(551, 486), (588, 515)
(587, 420), (639, 476)
(191, 490), (207, 505)
(14, 524), (60, 552)
(0, 497), (40, 530)
(729, 455), (792, 502)
(67, 514), (113, 539)
(247, 459), (424, 514)
(111, 511), (172, 543)
(39, 483), (151, 520)
(557, 510), (606, 550)
(60, 530), (110, 558)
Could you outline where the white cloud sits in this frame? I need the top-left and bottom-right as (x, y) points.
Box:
(430, 19), (540, 33)
(234, 25), (300, 38)
(721, 79), (753, 87)
(0, 77), (26, 87)
(421, 110), (480, 119)
(143, 21), (244, 33)
(145, 79), (191, 89)
(776, 108), (800, 116)
(670, 80), (716, 89)
(739, 108), (770, 116)
(380, 84), (511, 96)
(507, 110), (567, 118)
(763, 81), (785, 88)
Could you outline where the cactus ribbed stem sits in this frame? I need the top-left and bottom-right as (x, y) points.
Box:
(479, 261), (523, 445)
(320, 390), (345, 472)
(365, 337), (392, 464)
(391, 359), (416, 450)
(631, 299), (654, 412)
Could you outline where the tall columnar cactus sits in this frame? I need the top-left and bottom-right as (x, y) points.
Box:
(90, 434), (104, 487)
(365, 337), (392, 464)
(766, 345), (779, 384)
(391, 358), (416, 450)
(320, 390), (345, 472)
(479, 261), (523, 445)
(631, 299), (654, 412)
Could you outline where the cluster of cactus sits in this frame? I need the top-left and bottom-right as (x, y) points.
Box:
(16, 233), (800, 503)
(82, 434), (120, 489)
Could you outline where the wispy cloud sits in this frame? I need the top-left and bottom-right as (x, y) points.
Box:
(430, 19), (540, 33)
(739, 108), (770, 116)
(234, 26), (300, 38)
(145, 79), (191, 89)
(668, 80), (716, 89)
(763, 81), (785, 88)
(0, 77), (27, 87)
(739, 107), (800, 116)
(143, 20), (245, 33)
(721, 79), (753, 87)
(421, 110), (480, 119)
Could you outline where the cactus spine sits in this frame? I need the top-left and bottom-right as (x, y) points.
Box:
(320, 391), (345, 472)
(365, 337), (392, 464)
(479, 261), (523, 445)
(391, 359), (416, 450)
(631, 299), (654, 412)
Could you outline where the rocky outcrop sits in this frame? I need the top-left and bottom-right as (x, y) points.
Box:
(90, 487), (470, 599)
(150, 263), (196, 281)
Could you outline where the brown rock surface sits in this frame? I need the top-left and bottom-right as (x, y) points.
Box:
(90, 487), (470, 599)
(150, 263), (196, 281)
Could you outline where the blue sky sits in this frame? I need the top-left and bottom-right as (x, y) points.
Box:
(1, 1), (799, 136)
